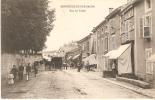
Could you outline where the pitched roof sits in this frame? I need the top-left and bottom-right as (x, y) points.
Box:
(105, 6), (122, 19)
(77, 34), (91, 43)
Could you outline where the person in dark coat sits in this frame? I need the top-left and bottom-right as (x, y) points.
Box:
(34, 62), (38, 77)
(26, 63), (31, 80)
(112, 60), (117, 78)
(10, 65), (18, 81)
(18, 64), (24, 80)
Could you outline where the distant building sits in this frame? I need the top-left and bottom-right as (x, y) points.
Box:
(42, 50), (65, 61)
(59, 41), (78, 53)
(92, 7), (122, 74)
(92, 20), (108, 71)
(77, 34), (91, 58)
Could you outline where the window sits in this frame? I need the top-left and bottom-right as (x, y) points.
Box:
(101, 38), (104, 54)
(145, 0), (152, 12)
(144, 16), (151, 26)
(87, 41), (89, 51)
(125, 20), (129, 40)
(111, 35), (116, 49)
(97, 40), (100, 53)
(82, 44), (85, 51)
(139, 17), (144, 38)
(145, 48), (153, 74)
(129, 18), (134, 31)
(104, 36), (108, 52)
(143, 15), (152, 38)
(145, 48), (152, 60)
(146, 61), (153, 74)
(94, 41), (96, 53)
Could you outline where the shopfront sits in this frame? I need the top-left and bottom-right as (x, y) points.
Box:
(103, 43), (132, 77)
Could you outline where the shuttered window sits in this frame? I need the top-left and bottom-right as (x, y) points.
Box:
(145, 48), (152, 60)
(139, 17), (144, 38)
(145, 48), (153, 74)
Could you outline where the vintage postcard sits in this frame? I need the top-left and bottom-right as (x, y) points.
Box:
(1, 0), (155, 99)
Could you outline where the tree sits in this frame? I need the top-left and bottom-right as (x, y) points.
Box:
(2, 0), (55, 54)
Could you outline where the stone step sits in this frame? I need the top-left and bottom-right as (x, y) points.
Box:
(116, 77), (151, 89)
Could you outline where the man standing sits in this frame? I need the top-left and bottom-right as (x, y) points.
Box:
(77, 53), (82, 72)
(34, 62), (38, 77)
(18, 64), (24, 80)
(112, 61), (117, 78)
(26, 63), (31, 80)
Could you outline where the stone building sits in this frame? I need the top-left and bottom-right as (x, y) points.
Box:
(92, 20), (108, 72)
(77, 34), (91, 59)
(133, 0), (155, 86)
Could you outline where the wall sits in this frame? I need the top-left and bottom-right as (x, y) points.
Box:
(96, 24), (107, 72)
(134, 0), (146, 80)
(109, 14), (121, 51)
(1, 53), (42, 86)
(151, 0), (155, 86)
(135, 0), (155, 83)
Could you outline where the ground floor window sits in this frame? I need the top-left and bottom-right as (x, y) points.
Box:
(146, 61), (154, 74)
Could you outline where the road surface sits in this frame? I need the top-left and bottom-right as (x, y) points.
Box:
(2, 69), (150, 99)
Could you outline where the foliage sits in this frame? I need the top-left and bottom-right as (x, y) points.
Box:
(2, 0), (55, 54)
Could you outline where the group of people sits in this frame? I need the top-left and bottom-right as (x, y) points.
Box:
(10, 62), (38, 83)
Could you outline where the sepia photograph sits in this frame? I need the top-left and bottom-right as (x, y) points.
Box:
(1, 0), (155, 99)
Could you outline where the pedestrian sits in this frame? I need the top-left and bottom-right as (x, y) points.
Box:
(77, 53), (82, 72)
(112, 61), (117, 78)
(26, 63), (31, 80)
(77, 61), (81, 72)
(10, 65), (18, 81)
(63, 62), (67, 70)
(8, 73), (14, 85)
(18, 64), (24, 80)
(86, 60), (90, 71)
(34, 62), (38, 77)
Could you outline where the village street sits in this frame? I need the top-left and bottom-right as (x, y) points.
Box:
(2, 68), (150, 99)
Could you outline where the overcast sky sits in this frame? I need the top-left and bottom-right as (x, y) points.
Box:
(45, 0), (127, 51)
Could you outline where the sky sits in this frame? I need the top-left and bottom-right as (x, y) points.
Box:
(45, 0), (127, 51)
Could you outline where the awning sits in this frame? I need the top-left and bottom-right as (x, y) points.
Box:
(82, 54), (97, 65)
(72, 54), (80, 60)
(89, 54), (97, 65)
(110, 44), (131, 59)
(148, 54), (155, 62)
(103, 44), (132, 75)
(104, 44), (131, 59)
(118, 44), (132, 75)
(104, 50), (117, 57)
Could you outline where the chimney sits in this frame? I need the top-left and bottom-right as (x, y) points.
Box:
(109, 8), (113, 13)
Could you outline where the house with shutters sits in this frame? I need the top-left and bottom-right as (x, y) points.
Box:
(119, 0), (155, 87)
(133, 0), (155, 86)
(92, 19), (108, 72)
(92, 0), (155, 87)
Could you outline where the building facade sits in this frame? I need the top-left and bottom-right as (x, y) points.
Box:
(92, 20), (108, 71)
(92, 7), (122, 75)
(77, 34), (91, 58)
(133, 0), (155, 85)
(92, 0), (155, 86)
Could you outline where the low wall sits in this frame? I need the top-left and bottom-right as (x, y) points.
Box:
(1, 53), (42, 86)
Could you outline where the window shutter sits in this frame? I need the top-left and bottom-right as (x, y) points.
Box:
(140, 17), (144, 38)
